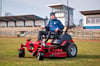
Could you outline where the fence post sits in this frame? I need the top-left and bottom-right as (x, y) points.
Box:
(73, 31), (75, 37)
(15, 31), (16, 37)
(9, 31), (11, 36)
(92, 31), (93, 39)
(4, 31), (6, 36)
(82, 31), (84, 39)
(0, 31), (1, 35)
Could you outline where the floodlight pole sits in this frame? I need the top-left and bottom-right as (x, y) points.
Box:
(67, 0), (69, 6)
(67, 0), (69, 29)
(0, 0), (2, 16)
(65, 0), (69, 33)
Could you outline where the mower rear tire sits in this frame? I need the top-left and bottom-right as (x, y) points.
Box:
(65, 43), (77, 57)
(19, 49), (25, 57)
(37, 52), (44, 60)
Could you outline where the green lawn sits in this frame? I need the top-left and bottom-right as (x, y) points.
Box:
(0, 38), (100, 66)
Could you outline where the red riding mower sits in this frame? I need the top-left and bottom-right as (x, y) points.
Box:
(18, 28), (77, 60)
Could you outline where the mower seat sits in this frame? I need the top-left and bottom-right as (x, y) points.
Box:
(52, 39), (60, 45)
(49, 32), (62, 39)
(49, 32), (55, 38)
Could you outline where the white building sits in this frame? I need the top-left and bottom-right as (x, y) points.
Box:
(80, 10), (100, 29)
(49, 4), (75, 27)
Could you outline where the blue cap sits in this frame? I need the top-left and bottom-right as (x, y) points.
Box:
(50, 12), (55, 16)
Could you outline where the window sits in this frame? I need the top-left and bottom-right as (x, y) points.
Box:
(86, 18), (92, 24)
(86, 17), (100, 24)
(95, 18), (100, 23)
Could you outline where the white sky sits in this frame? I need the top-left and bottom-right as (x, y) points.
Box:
(1, 0), (100, 25)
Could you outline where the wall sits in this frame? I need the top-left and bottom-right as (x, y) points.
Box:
(0, 20), (45, 27)
(8, 21), (15, 27)
(56, 12), (65, 25)
(0, 22), (6, 27)
(84, 15), (100, 26)
(16, 21), (24, 27)
(83, 14), (100, 29)
(35, 20), (44, 27)
(55, 10), (74, 26)
(25, 20), (33, 27)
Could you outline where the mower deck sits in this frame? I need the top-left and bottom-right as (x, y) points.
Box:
(44, 52), (67, 57)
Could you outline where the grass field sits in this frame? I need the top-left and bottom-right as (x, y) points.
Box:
(0, 38), (100, 66)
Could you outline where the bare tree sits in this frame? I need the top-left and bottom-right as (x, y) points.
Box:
(5, 12), (13, 16)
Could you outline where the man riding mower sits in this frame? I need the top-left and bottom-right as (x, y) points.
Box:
(18, 12), (77, 60)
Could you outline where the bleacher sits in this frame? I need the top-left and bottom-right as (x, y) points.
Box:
(0, 27), (100, 40)
(0, 27), (42, 37)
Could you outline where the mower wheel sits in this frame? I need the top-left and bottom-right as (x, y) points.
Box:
(37, 52), (44, 60)
(65, 43), (77, 57)
(19, 49), (25, 57)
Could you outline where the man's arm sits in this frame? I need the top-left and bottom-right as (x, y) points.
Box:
(44, 20), (50, 31)
(58, 20), (64, 30)
(47, 20), (50, 26)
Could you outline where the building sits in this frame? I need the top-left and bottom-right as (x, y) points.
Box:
(80, 10), (100, 29)
(79, 19), (83, 27)
(0, 15), (46, 27)
(49, 4), (75, 27)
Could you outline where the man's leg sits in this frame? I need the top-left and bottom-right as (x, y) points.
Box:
(37, 31), (47, 41)
(45, 31), (51, 43)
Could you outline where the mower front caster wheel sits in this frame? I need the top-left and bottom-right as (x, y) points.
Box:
(18, 49), (25, 57)
(37, 52), (44, 60)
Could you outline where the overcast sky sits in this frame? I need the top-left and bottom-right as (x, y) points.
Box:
(1, 0), (100, 25)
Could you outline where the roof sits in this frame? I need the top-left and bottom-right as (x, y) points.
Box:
(0, 15), (45, 22)
(48, 4), (74, 10)
(80, 10), (100, 15)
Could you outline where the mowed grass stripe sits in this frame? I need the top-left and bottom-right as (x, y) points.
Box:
(0, 38), (100, 66)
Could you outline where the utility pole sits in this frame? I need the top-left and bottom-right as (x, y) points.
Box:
(0, 0), (2, 16)
(67, 0), (69, 7)
(67, 0), (69, 28)
(65, 0), (69, 33)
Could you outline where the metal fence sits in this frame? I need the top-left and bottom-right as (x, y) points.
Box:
(0, 30), (100, 40)
(0, 30), (16, 37)
(0, 30), (38, 37)
(68, 31), (100, 40)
